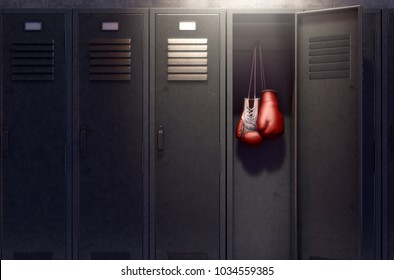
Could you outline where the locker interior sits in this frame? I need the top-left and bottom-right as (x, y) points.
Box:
(227, 11), (294, 260)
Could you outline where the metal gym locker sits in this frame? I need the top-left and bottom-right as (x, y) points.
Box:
(297, 6), (380, 259)
(73, 9), (149, 260)
(150, 9), (226, 259)
(227, 6), (380, 260)
(0, 10), (72, 259)
(383, 9), (394, 260)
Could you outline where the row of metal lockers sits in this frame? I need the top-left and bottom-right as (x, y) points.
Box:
(0, 6), (392, 260)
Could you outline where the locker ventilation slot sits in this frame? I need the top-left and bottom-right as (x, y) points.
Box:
(308, 34), (350, 80)
(12, 40), (55, 81)
(167, 38), (208, 81)
(89, 38), (131, 81)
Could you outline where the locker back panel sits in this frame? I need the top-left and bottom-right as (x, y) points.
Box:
(1, 12), (69, 259)
(76, 13), (143, 259)
(387, 11), (394, 260)
(231, 13), (294, 259)
(297, 8), (360, 259)
(154, 13), (221, 259)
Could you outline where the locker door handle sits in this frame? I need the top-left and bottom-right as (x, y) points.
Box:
(157, 125), (164, 152)
(80, 125), (87, 158)
(3, 125), (9, 158)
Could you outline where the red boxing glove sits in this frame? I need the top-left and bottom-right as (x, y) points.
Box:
(257, 89), (284, 140)
(236, 98), (263, 145)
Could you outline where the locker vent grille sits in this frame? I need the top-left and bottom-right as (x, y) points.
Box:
(12, 40), (55, 81)
(89, 38), (131, 81)
(308, 34), (350, 80)
(167, 38), (208, 81)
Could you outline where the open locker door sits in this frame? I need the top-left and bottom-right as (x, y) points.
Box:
(296, 6), (362, 259)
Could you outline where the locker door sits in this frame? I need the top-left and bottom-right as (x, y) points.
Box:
(383, 9), (394, 260)
(297, 6), (361, 259)
(152, 11), (225, 259)
(74, 11), (146, 260)
(1, 11), (71, 259)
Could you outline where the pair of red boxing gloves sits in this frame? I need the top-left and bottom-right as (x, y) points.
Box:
(236, 89), (284, 145)
(235, 45), (284, 145)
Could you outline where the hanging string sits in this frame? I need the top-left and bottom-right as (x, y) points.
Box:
(254, 46), (256, 99)
(247, 46), (257, 100)
(258, 44), (266, 90)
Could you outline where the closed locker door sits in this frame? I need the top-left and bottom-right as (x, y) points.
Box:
(74, 11), (146, 260)
(297, 6), (361, 259)
(1, 11), (71, 259)
(152, 11), (224, 259)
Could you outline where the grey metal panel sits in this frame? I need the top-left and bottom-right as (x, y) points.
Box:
(150, 9), (225, 260)
(1, 10), (72, 260)
(297, 6), (361, 259)
(228, 11), (295, 260)
(73, 9), (148, 260)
